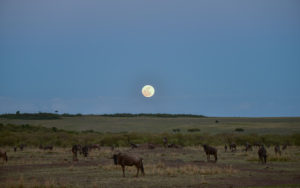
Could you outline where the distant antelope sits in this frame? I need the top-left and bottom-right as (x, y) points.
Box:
(0, 150), (8, 163)
(112, 152), (145, 177)
(203, 144), (217, 162)
(258, 145), (267, 164)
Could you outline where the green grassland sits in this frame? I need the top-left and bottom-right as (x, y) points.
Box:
(1, 115), (300, 134)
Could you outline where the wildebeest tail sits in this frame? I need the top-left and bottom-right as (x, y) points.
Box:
(141, 160), (145, 175)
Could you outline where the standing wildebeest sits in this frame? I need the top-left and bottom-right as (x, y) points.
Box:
(0, 150), (8, 163)
(72, 145), (80, 161)
(244, 142), (252, 152)
(224, 144), (228, 152)
(254, 143), (261, 148)
(258, 145), (267, 164)
(19, 144), (25, 151)
(113, 152), (145, 177)
(274, 144), (281, 156)
(203, 144), (217, 162)
(82, 145), (89, 157)
(230, 143), (237, 152)
(282, 144), (288, 150)
(163, 137), (168, 148)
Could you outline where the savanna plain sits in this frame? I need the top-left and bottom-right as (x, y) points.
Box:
(0, 114), (300, 188)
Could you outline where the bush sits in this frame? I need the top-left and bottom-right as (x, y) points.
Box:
(235, 128), (244, 132)
(187, 128), (200, 132)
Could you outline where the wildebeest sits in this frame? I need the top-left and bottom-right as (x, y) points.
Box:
(148, 143), (155, 149)
(274, 144), (281, 156)
(14, 147), (17, 152)
(88, 144), (101, 150)
(244, 142), (252, 152)
(163, 137), (168, 148)
(0, 150), (8, 162)
(43, 146), (53, 150)
(127, 136), (139, 149)
(82, 145), (89, 157)
(19, 144), (25, 151)
(72, 145), (80, 161)
(282, 144), (288, 150)
(258, 145), (267, 164)
(167, 143), (180, 148)
(203, 144), (217, 162)
(254, 143), (261, 148)
(112, 152), (145, 177)
(230, 143), (237, 152)
(224, 144), (228, 152)
(130, 143), (139, 149)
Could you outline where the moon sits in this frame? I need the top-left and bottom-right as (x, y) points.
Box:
(142, 85), (155, 98)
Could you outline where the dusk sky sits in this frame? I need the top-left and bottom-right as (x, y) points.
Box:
(0, 0), (299, 117)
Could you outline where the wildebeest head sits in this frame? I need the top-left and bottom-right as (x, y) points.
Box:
(202, 144), (208, 149)
(113, 154), (118, 165)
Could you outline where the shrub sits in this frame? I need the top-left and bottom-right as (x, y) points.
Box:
(235, 128), (244, 132)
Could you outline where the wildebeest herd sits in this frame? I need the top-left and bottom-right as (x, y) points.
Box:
(0, 139), (290, 178)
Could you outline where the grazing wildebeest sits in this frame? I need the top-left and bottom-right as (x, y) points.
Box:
(130, 143), (138, 149)
(167, 143), (180, 148)
(148, 143), (155, 149)
(72, 145), (79, 161)
(112, 152), (145, 177)
(0, 150), (8, 163)
(127, 136), (139, 149)
(244, 142), (252, 152)
(163, 137), (168, 148)
(203, 144), (217, 162)
(230, 143), (237, 152)
(258, 145), (267, 164)
(274, 144), (281, 156)
(224, 144), (228, 152)
(282, 144), (288, 150)
(82, 145), (89, 157)
(43, 146), (53, 150)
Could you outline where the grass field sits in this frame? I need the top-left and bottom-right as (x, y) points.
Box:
(1, 146), (300, 188)
(1, 115), (300, 187)
(1, 116), (300, 134)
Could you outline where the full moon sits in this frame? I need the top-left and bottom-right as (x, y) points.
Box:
(142, 85), (155, 98)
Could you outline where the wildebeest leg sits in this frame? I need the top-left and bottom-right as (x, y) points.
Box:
(206, 154), (209, 162)
(136, 166), (139, 177)
(214, 154), (217, 162)
(122, 165), (125, 177)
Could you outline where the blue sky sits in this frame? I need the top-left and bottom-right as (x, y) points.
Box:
(0, 0), (300, 116)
